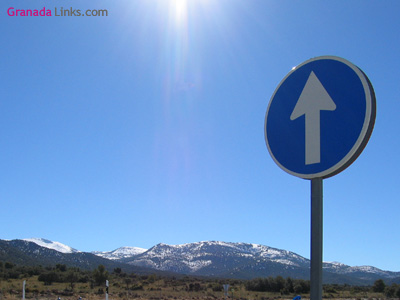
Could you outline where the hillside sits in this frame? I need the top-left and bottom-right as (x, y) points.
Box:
(2, 238), (400, 285)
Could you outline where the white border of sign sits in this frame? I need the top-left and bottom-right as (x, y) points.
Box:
(265, 56), (376, 179)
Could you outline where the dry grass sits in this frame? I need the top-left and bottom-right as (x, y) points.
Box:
(0, 276), (393, 300)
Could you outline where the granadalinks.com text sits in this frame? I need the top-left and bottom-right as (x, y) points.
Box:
(7, 7), (108, 17)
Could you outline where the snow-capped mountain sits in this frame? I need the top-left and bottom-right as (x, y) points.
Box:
(122, 241), (310, 275)
(323, 262), (399, 279)
(92, 246), (147, 260)
(118, 241), (400, 283)
(23, 238), (79, 254)
(2, 238), (399, 285)
(0, 239), (150, 275)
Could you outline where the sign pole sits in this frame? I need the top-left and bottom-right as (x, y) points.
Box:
(105, 280), (109, 300)
(223, 284), (230, 300)
(22, 280), (26, 300)
(310, 178), (323, 300)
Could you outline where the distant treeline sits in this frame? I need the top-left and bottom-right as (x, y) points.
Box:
(245, 276), (310, 294)
(245, 276), (400, 298)
(0, 262), (109, 287)
(2, 261), (400, 298)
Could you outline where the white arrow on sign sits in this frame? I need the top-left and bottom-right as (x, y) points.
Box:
(290, 71), (336, 165)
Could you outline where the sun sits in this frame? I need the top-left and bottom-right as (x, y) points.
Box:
(168, 0), (215, 27)
(171, 0), (188, 25)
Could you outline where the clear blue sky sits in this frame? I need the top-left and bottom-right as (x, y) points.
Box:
(1, 0), (399, 272)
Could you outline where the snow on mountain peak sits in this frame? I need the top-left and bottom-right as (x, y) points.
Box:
(3, 238), (400, 284)
(93, 246), (147, 260)
(23, 238), (79, 254)
(127, 241), (311, 274)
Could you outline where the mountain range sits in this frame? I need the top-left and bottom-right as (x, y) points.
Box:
(1, 238), (399, 285)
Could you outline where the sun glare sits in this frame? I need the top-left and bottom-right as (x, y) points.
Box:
(172, 0), (188, 24)
(168, 0), (214, 27)
(160, 0), (216, 98)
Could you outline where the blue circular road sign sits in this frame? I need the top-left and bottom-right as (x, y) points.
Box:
(265, 56), (376, 179)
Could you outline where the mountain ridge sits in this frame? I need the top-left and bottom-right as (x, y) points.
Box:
(0, 239), (163, 276)
(23, 238), (80, 254)
(2, 238), (399, 285)
(118, 241), (400, 284)
(92, 246), (147, 260)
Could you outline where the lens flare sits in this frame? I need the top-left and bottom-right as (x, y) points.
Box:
(172, 0), (187, 25)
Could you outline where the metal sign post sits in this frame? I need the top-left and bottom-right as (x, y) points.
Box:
(22, 280), (26, 300)
(310, 178), (323, 300)
(105, 280), (109, 300)
(223, 284), (230, 300)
